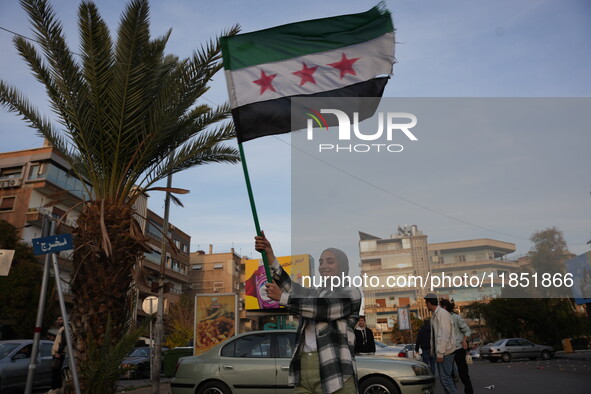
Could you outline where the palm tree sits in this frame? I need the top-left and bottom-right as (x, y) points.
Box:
(0, 0), (239, 390)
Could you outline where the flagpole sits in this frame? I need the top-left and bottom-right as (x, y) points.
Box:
(238, 142), (273, 282)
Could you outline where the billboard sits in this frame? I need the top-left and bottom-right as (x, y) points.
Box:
(244, 254), (312, 310)
(194, 293), (238, 355)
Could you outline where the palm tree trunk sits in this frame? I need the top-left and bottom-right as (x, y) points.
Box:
(70, 200), (146, 391)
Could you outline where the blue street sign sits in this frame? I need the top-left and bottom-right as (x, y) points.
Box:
(32, 233), (74, 255)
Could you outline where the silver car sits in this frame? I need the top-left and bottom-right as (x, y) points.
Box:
(172, 330), (435, 394)
(0, 339), (54, 392)
(374, 340), (407, 357)
(480, 338), (554, 362)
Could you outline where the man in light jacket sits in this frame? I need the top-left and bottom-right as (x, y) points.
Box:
(440, 299), (474, 394)
(424, 293), (457, 394)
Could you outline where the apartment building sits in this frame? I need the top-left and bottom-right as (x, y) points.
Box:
(359, 225), (430, 340)
(359, 225), (518, 342)
(0, 143), (190, 319)
(187, 246), (250, 330)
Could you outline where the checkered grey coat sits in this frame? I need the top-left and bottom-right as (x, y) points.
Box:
(271, 260), (362, 393)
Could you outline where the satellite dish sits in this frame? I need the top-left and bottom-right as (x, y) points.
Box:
(142, 296), (158, 314)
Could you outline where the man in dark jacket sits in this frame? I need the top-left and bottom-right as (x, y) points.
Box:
(354, 316), (376, 354)
(416, 318), (437, 375)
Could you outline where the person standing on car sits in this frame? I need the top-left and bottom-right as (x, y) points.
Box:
(49, 316), (66, 393)
(440, 299), (474, 394)
(415, 318), (437, 375)
(424, 293), (457, 394)
(255, 232), (362, 394)
(354, 316), (376, 355)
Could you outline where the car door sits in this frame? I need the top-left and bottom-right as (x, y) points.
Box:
(505, 339), (525, 359)
(37, 341), (54, 385)
(219, 333), (277, 394)
(275, 332), (296, 394)
(518, 339), (536, 358)
(3, 343), (32, 388)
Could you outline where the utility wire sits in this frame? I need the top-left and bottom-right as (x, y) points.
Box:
(272, 134), (531, 242)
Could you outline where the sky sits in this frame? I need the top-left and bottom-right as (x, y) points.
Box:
(1, 0), (590, 271)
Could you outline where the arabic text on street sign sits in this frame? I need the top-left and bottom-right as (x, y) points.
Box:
(32, 233), (73, 255)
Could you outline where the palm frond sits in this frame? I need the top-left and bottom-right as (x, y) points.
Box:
(0, 80), (71, 154)
(20, 0), (88, 136)
(79, 314), (151, 394)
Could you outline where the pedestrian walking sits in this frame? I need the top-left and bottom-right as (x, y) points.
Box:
(415, 319), (437, 375)
(424, 293), (457, 394)
(440, 299), (474, 394)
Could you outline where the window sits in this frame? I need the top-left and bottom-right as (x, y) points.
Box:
(454, 255), (466, 263)
(376, 299), (386, 308)
(399, 297), (410, 307)
(0, 196), (16, 212)
(0, 167), (23, 180)
(41, 342), (53, 357)
(518, 339), (534, 347)
(213, 263), (224, 269)
(221, 334), (271, 358)
(28, 163), (47, 180)
(277, 333), (296, 358)
(52, 206), (66, 220)
(191, 264), (203, 270)
(147, 220), (162, 240)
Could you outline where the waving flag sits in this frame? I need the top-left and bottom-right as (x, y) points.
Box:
(221, 4), (395, 143)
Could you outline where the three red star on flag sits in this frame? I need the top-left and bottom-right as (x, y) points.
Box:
(253, 53), (361, 95)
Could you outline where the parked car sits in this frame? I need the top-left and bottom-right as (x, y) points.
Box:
(171, 330), (435, 394)
(469, 346), (481, 360)
(120, 346), (168, 379)
(0, 339), (54, 392)
(374, 340), (408, 357)
(480, 338), (554, 362)
(399, 344), (417, 359)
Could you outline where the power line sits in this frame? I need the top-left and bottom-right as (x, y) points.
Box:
(272, 134), (530, 242)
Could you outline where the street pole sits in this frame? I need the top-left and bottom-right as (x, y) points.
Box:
(51, 250), (81, 394)
(151, 169), (173, 393)
(24, 216), (51, 394)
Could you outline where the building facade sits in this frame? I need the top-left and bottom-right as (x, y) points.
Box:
(0, 143), (190, 322)
(359, 225), (519, 343)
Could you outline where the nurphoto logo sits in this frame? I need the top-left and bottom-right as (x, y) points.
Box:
(305, 109), (418, 153)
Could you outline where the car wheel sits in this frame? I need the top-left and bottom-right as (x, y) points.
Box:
(359, 376), (401, 394)
(501, 352), (511, 362)
(541, 350), (551, 360)
(198, 381), (232, 394)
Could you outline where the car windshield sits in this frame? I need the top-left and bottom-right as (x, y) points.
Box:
(0, 343), (21, 359)
(492, 339), (505, 346)
(129, 348), (150, 357)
